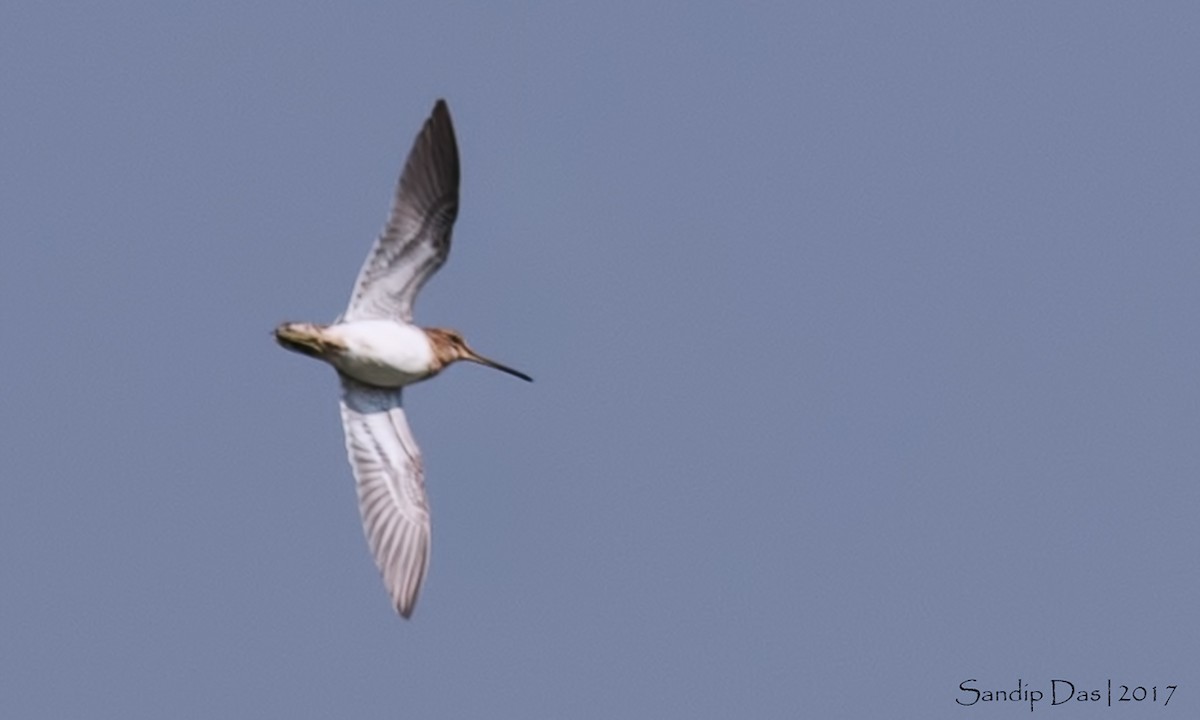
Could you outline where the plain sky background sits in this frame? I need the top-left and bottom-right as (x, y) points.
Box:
(2, 2), (1198, 717)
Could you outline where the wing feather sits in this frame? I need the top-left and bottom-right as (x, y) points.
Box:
(339, 378), (431, 618)
(343, 99), (460, 323)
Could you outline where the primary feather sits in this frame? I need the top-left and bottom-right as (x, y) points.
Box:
(340, 378), (431, 618)
(344, 99), (460, 323)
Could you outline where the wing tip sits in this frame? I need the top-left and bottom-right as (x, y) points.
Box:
(428, 98), (455, 141)
(392, 571), (424, 619)
(432, 101), (458, 172)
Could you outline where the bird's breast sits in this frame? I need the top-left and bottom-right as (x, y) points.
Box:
(325, 320), (436, 388)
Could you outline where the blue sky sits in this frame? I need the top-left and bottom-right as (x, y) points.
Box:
(2, 2), (1198, 717)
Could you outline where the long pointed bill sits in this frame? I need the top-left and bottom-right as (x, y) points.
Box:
(465, 349), (533, 382)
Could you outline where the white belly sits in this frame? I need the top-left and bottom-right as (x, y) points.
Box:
(324, 320), (435, 388)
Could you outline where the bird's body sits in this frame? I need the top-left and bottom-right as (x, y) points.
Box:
(275, 100), (531, 619)
(276, 320), (436, 388)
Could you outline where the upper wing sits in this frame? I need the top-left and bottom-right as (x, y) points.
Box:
(339, 378), (431, 618)
(343, 99), (460, 323)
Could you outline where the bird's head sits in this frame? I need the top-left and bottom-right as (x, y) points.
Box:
(425, 328), (533, 382)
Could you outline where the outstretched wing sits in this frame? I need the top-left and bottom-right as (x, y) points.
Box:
(339, 378), (431, 618)
(343, 99), (460, 323)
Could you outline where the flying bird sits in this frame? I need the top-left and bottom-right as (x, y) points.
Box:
(275, 100), (532, 618)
